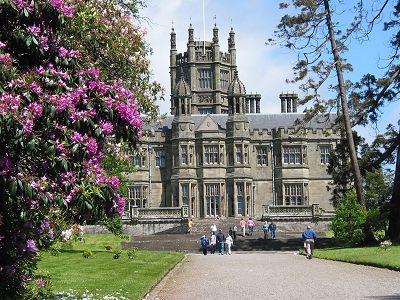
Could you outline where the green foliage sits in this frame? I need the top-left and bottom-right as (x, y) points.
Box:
(112, 249), (122, 259)
(82, 248), (94, 259)
(332, 190), (367, 245)
(127, 247), (139, 259)
(49, 243), (62, 256)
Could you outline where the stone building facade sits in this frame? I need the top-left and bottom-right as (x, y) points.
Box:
(124, 25), (340, 219)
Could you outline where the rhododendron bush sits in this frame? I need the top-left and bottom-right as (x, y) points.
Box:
(0, 0), (161, 297)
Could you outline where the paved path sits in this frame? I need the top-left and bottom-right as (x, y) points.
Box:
(146, 252), (400, 300)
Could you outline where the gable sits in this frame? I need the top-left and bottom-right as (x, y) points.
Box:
(196, 115), (220, 131)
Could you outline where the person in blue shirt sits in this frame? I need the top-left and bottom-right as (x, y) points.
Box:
(262, 221), (270, 239)
(302, 225), (317, 259)
(200, 234), (209, 255)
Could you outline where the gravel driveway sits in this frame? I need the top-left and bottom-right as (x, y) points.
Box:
(146, 251), (400, 300)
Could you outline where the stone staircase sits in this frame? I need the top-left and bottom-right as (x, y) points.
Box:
(122, 217), (335, 253)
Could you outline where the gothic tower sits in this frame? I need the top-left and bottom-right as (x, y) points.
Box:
(170, 69), (197, 214)
(225, 71), (254, 217)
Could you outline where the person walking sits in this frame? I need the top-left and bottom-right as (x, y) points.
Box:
(187, 219), (193, 234)
(239, 218), (246, 237)
(225, 233), (234, 255)
(210, 223), (217, 236)
(302, 225), (317, 259)
(209, 232), (217, 254)
(247, 218), (255, 236)
(216, 229), (226, 255)
(232, 225), (237, 240)
(262, 221), (270, 240)
(270, 221), (277, 239)
(200, 234), (209, 256)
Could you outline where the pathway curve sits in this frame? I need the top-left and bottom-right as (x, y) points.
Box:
(146, 252), (400, 300)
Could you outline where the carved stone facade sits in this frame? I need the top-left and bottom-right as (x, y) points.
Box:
(124, 25), (340, 219)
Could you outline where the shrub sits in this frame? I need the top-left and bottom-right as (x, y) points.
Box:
(49, 244), (62, 256)
(112, 249), (122, 259)
(331, 190), (367, 245)
(127, 247), (138, 259)
(82, 248), (93, 259)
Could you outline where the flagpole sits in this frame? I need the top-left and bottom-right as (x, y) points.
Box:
(202, 0), (205, 54)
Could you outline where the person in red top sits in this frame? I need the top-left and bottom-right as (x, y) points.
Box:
(239, 218), (246, 237)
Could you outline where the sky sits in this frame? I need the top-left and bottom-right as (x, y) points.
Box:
(140, 0), (399, 139)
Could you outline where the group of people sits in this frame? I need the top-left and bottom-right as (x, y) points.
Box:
(200, 229), (234, 255)
(261, 221), (277, 239)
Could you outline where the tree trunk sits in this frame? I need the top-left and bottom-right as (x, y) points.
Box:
(323, 0), (366, 208)
(388, 136), (400, 241)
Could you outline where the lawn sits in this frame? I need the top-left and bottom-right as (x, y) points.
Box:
(314, 244), (400, 271)
(37, 234), (184, 299)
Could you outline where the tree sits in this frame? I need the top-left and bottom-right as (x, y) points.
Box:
(272, 0), (400, 240)
(272, 0), (365, 208)
(0, 0), (161, 297)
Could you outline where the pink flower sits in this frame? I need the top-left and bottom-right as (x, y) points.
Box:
(0, 53), (12, 65)
(27, 25), (40, 34)
(35, 279), (46, 287)
(100, 121), (114, 135)
(26, 239), (36, 252)
(86, 138), (98, 155)
(71, 131), (84, 143)
(0, 41), (6, 49)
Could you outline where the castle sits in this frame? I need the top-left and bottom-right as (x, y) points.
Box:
(124, 24), (339, 220)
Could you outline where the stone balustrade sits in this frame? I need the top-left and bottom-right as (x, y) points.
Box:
(262, 204), (334, 221)
(130, 205), (189, 221)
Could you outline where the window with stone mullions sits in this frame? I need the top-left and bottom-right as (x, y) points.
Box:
(155, 149), (166, 167)
(256, 146), (268, 166)
(283, 145), (302, 164)
(284, 184), (303, 205)
(181, 145), (188, 164)
(198, 69), (212, 89)
(235, 145), (243, 163)
(128, 186), (147, 208)
(320, 145), (331, 164)
(220, 70), (229, 89)
(204, 145), (219, 164)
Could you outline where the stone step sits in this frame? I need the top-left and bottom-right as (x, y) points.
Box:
(122, 232), (335, 253)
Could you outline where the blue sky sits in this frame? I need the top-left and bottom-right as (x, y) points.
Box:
(141, 0), (399, 139)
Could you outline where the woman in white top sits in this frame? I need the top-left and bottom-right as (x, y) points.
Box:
(225, 234), (234, 255)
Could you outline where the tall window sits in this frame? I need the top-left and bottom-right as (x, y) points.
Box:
(198, 69), (212, 89)
(320, 145), (331, 164)
(284, 184), (303, 205)
(134, 152), (146, 167)
(235, 145), (243, 163)
(256, 146), (268, 166)
(182, 184), (189, 206)
(181, 145), (188, 165)
(204, 145), (219, 164)
(237, 183), (244, 215)
(205, 184), (220, 216)
(283, 145), (302, 164)
(128, 186), (148, 208)
(155, 149), (166, 167)
(220, 70), (229, 89)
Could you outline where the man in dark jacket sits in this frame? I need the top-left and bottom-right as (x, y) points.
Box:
(216, 229), (226, 255)
(302, 225), (317, 259)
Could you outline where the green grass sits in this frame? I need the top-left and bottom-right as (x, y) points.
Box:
(314, 244), (400, 271)
(37, 234), (184, 299)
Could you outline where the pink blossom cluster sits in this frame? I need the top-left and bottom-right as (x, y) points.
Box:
(11, 0), (34, 11)
(59, 47), (80, 59)
(47, 0), (74, 17)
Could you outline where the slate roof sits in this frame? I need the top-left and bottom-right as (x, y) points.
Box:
(144, 113), (337, 132)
